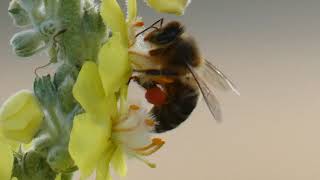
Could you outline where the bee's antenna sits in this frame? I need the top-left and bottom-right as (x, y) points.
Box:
(135, 18), (164, 38)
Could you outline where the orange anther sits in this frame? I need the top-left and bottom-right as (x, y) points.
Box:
(129, 104), (140, 111)
(138, 142), (165, 156)
(152, 138), (164, 145)
(134, 142), (155, 152)
(145, 119), (156, 127)
(131, 138), (165, 156)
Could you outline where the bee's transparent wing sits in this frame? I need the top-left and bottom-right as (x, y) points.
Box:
(186, 64), (222, 121)
(199, 59), (240, 95)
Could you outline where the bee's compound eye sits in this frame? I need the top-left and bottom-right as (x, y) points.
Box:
(145, 87), (167, 106)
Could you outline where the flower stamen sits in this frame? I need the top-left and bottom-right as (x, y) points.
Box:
(144, 119), (156, 127)
(132, 154), (156, 168)
(133, 138), (165, 156)
(129, 104), (140, 111)
(112, 116), (127, 126)
(113, 120), (141, 132)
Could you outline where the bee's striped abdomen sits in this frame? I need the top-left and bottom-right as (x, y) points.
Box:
(151, 79), (199, 133)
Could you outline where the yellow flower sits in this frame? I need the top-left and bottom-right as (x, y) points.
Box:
(101, 0), (139, 45)
(100, 0), (142, 47)
(69, 1), (166, 179)
(69, 61), (163, 179)
(0, 90), (44, 144)
(0, 90), (44, 180)
(69, 64), (164, 178)
(145, 0), (191, 15)
(69, 23), (163, 180)
(69, 29), (129, 179)
(0, 134), (14, 180)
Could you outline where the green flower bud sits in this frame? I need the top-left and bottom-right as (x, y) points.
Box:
(0, 90), (44, 143)
(57, 75), (77, 113)
(47, 45), (58, 63)
(39, 20), (62, 37)
(34, 75), (58, 108)
(33, 134), (52, 156)
(53, 64), (78, 88)
(23, 150), (57, 179)
(47, 145), (74, 172)
(10, 29), (46, 57)
(18, 0), (43, 13)
(8, 0), (31, 27)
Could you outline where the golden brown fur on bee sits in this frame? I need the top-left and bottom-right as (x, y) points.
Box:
(131, 20), (238, 132)
(144, 21), (203, 75)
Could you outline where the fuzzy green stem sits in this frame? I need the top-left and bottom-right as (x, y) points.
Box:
(9, 0), (106, 178)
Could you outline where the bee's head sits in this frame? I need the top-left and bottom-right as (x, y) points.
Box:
(144, 21), (185, 45)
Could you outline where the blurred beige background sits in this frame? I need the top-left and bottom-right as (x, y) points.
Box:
(2, 0), (320, 180)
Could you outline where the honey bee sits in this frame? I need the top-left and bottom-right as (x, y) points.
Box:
(129, 18), (239, 133)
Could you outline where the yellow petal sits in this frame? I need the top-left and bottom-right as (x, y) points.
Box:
(145, 0), (191, 15)
(1, 120), (41, 144)
(108, 94), (118, 121)
(96, 158), (110, 180)
(98, 33), (131, 96)
(111, 146), (127, 177)
(96, 144), (115, 180)
(127, 0), (137, 23)
(73, 62), (109, 117)
(100, 0), (128, 46)
(0, 90), (31, 121)
(0, 132), (19, 151)
(0, 141), (13, 180)
(96, 161), (112, 180)
(0, 90), (44, 143)
(119, 85), (128, 115)
(69, 113), (111, 179)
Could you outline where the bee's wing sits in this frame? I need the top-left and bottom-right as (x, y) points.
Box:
(199, 59), (240, 95)
(186, 64), (222, 121)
